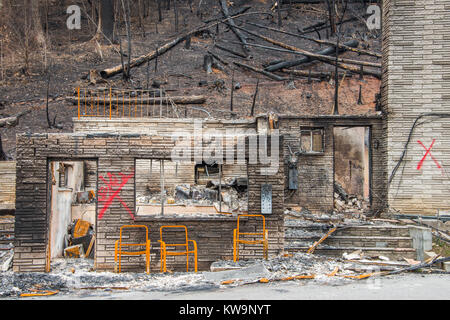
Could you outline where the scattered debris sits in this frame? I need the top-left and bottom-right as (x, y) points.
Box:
(63, 219), (95, 259)
(20, 289), (59, 297)
(64, 244), (85, 259)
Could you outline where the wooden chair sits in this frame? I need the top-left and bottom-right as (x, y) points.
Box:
(158, 225), (198, 273)
(114, 225), (150, 274)
(233, 214), (268, 262)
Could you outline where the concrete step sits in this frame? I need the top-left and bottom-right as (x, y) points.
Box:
(285, 224), (411, 238)
(0, 219), (15, 232)
(334, 225), (411, 237)
(285, 235), (414, 249)
(285, 246), (417, 260)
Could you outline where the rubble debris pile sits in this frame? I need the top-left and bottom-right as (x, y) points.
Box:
(334, 182), (370, 214)
(136, 177), (248, 214)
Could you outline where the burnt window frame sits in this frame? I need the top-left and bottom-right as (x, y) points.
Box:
(299, 127), (325, 154)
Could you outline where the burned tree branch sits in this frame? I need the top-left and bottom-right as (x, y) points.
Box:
(227, 24), (363, 72)
(0, 110), (32, 128)
(233, 61), (287, 81)
(96, 11), (273, 79)
(245, 21), (382, 58)
(218, 0), (250, 56)
(280, 69), (332, 80)
(215, 43), (248, 58)
(250, 78), (259, 117)
(228, 40), (379, 69)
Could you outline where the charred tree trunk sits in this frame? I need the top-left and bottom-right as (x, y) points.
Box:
(0, 134), (6, 161)
(30, 0), (46, 47)
(98, 0), (115, 43)
(326, 0), (336, 37)
(250, 78), (259, 117)
(203, 54), (213, 73)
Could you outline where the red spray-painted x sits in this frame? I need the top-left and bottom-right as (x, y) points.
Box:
(417, 139), (441, 170)
(98, 172), (135, 220)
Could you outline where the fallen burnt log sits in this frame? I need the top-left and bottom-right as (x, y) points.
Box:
(231, 40), (380, 69)
(228, 25), (362, 71)
(327, 61), (381, 79)
(265, 39), (360, 72)
(233, 61), (287, 81)
(207, 50), (230, 66)
(218, 0), (250, 56)
(66, 95), (207, 105)
(280, 69), (331, 80)
(245, 21), (382, 58)
(99, 35), (187, 79)
(0, 109), (32, 128)
(96, 11), (275, 79)
(215, 43), (248, 58)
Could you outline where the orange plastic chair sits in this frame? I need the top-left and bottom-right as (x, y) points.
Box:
(114, 225), (150, 274)
(158, 225), (198, 273)
(233, 214), (268, 262)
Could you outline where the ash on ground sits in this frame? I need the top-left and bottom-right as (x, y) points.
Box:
(0, 251), (378, 298)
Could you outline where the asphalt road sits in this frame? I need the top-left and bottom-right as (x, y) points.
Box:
(15, 273), (449, 300)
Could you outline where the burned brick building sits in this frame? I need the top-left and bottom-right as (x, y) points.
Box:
(13, 114), (387, 272)
(10, 0), (450, 273)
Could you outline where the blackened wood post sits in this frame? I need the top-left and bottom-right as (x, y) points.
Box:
(277, 0), (282, 27)
(158, 0), (162, 22)
(219, 164), (222, 213)
(250, 78), (260, 117)
(230, 69), (235, 112)
(333, 35), (339, 115)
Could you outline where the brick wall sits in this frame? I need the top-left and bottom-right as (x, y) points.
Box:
(0, 161), (16, 210)
(73, 118), (257, 135)
(13, 133), (284, 272)
(382, 0), (450, 214)
(263, 115), (386, 214)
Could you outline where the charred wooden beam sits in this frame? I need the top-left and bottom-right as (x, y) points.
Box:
(233, 61), (287, 81)
(66, 95), (207, 105)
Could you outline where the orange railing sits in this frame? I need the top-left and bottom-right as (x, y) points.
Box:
(76, 87), (181, 119)
(233, 214), (268, 262)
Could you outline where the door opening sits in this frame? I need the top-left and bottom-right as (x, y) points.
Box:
(333, 127), (371, 213)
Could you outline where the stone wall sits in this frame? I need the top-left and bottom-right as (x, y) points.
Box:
(13, 133), (284, 272)
(382, 0), (450, 214)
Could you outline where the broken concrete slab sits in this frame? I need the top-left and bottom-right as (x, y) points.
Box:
(408, 226), (433, 261)
(443, 261), (450, 272)
(1, 250), (13, 272)
(64, 244), (85, 258)
(204, 262), (270, 283)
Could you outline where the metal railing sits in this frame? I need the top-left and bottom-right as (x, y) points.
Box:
(76, 87), (181, 119)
